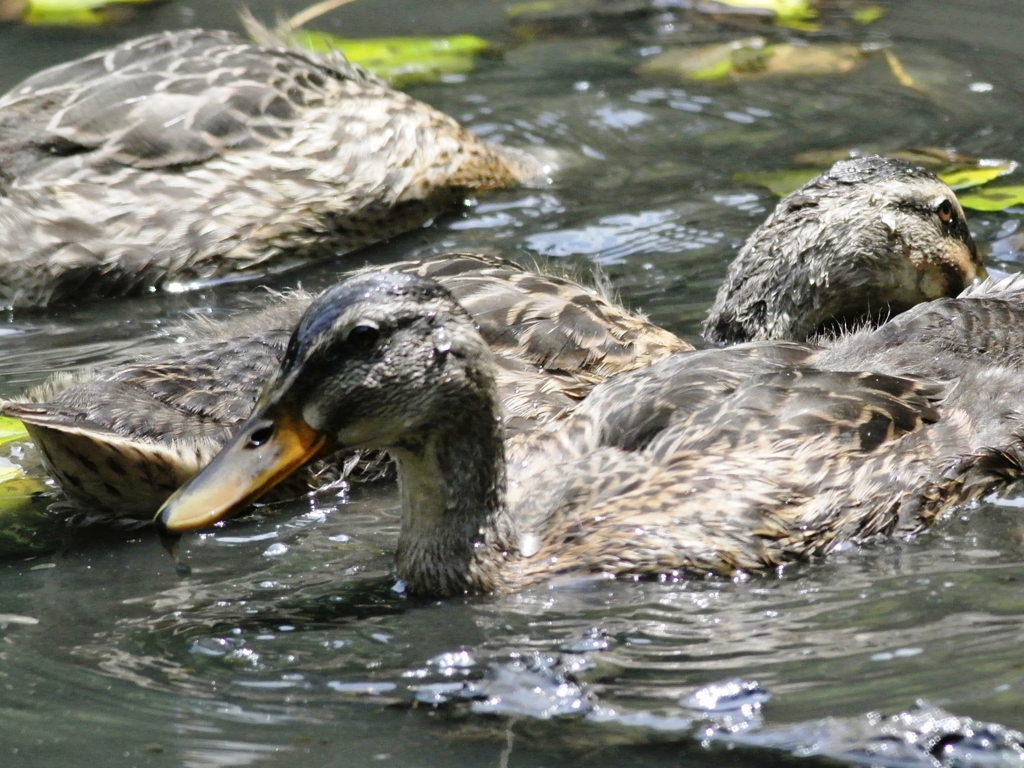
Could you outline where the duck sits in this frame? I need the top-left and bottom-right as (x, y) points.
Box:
(703, 155), (981, 344)
(6, 252), (685, 516)
(0, 25), (541, 308)
(155, 268), (1024, 596)
(0, 157), (980, 517)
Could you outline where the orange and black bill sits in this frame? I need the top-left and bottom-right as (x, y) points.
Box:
(156, 407), (331, 533)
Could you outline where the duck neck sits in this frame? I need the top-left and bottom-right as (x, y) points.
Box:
(390, 387), (519, 596)
(704, 231), (840, 344)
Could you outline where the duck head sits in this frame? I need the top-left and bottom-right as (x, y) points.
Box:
(156, 271), (501, 533)
(703, 156), (982, 344)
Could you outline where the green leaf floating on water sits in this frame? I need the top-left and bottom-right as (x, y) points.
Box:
(639, 38), (862, 82)
(958, 187), (1024, 212)
(506, 1), (558, 17)
(733, 169), (818, 197)
(736, 151), (1019, 205)
(290, 31), (494, 87)
(708, 0), (818, 30)
(0, 0), (162, 26)
(0, 416), (28, 447)
(851, 4), (884, 24)
(0, 416), (31, 484)
(938, 163), (1017, 191)
(0, 417), (53, 557)
(712, 0), (813, 18)
(0, 478), (61, 559)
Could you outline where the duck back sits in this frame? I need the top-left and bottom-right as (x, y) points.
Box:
(0, 30), (534, 307)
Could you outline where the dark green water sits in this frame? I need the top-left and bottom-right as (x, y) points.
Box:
(2, 1), (1024, 766)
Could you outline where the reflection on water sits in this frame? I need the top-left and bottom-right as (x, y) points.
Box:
(524, 208), (723, 264)
(2, 1), (1024, 766)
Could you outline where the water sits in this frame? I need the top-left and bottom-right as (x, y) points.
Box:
(2, 1), (1024, 766)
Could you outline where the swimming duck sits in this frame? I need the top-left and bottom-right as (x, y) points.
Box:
(0, 157), (980, 517)
(0, 27), (539, 308)
(5, 252), (685, 515)
(155, 269), (1024, 595)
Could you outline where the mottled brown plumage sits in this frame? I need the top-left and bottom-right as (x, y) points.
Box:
(157, 271), (1024, 596)
(0, 158), (982, 517)
(0, 28), (538, 307)
(703, 157), (981, 344)
(0, 156), (983, 520)
(3, 253), (685, 516)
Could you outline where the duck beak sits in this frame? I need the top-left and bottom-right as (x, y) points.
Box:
(155, 405), (331, 533)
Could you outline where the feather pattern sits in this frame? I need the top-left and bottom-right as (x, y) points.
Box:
(154, 271), (1024, 596)
(1, 254), (685, 516)
(0, 158), (985, 518)
(0, 29), (537, 307)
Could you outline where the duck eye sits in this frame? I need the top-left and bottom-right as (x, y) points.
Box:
(246, 424), (275, 449)
(347, 324), (380, 352)
(937, 200), (954, 223)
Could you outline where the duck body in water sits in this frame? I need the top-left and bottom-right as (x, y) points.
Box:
(7, 253), (685, 516)
(157, 270), (1024, 596)
(0, 27), (537, 308)
(0, 157), (981, 517)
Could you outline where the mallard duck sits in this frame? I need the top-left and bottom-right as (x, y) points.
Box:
(0, 157), (979, 517)
(5, 252), (684, 515)
(156, 269), (1024, 595)
(0, 27), (539, 308)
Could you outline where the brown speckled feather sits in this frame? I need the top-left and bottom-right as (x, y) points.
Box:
(501, 289), (1024, 586)
(0, 30), (536, 307)
(152, 271), (1024, 596)
(381, 253), (687, 385)
(2, 254), (684, 515)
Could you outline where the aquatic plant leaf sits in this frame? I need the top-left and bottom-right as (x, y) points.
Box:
(733, 169), (818, 196)
(882, 48), (918, 89)
(747, 150), (1018, 200)
(505, 0), (559, 17)
(638, 40), (750, 81)
(290, 31), (494, 87)
(0, 478), (59, 559)
(851, 5), (883, 23)
(939, 162), (1017, 190)
(0, 416), (28, 446)
(711, 0), (814, 20)
(0, 418), (31, 487)
(708, 0), (819, 29)
(639, 39), (861, 82)
(755, 42), (861, 75)
(1, 0), (161, 26)
(735, 157), (1018, 200)
(795, 147), (989, 171)
(0, 424), (50, 551)
(957, 186), (1024, 212)
(0, 479), (47, 517)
